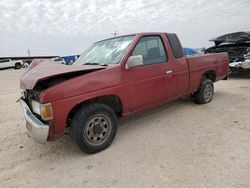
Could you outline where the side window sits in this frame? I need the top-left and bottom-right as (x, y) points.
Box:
(166, 33), (183, 58)
(132, 36), (167, 65)
(0, 60), (8, 63)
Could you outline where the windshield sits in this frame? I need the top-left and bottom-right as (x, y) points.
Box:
(74, 36), (134, 65)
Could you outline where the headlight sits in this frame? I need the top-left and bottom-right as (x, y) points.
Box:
(31, 100), (41, 115)
(31, 100), (53, 121)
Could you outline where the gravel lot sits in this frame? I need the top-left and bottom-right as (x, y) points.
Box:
(0, 69), (250, 188)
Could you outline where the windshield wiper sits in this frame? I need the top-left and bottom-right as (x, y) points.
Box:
(83, 62), (108, 66)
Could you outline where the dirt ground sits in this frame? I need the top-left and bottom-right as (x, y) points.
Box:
(0, 69), (250, 188)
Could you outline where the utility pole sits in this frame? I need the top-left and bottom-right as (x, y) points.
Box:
(27, 49), (30, 57)
(112, 30), (119, 37)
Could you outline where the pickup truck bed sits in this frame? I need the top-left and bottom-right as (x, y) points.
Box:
(187, 53), (229, 92)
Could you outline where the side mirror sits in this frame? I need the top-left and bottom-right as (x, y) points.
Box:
(125, 55), (143, 69)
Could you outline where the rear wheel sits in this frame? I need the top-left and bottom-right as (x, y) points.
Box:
(14, 63), (21, 69)
(194, 79), (214, 104)
(71, 103), (117, 154)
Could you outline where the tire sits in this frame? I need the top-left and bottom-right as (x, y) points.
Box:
(71, 103), (117, 154)
(194, 79), (214, 104)
(14, 63), (21, 69)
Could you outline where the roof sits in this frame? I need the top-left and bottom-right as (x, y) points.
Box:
(96, 32), (168, 43)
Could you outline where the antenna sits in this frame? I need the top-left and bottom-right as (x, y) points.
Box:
(112, 30), (119, 37)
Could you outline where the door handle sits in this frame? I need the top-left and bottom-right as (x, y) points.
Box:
(166, 70), (172, 74)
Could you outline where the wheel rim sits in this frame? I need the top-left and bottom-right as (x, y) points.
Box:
(204, 84), (213, 102)
(84, 114), (112, 146)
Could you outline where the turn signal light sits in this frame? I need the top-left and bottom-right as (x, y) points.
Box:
(40, 103), (53, 121)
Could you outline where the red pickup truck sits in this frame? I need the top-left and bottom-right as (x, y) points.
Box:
(19, 32), (229, 153)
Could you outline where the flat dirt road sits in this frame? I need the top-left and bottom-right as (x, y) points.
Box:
(0, 69), (250, 188)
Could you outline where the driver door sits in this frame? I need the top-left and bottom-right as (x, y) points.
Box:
(121, 35), (173, 113)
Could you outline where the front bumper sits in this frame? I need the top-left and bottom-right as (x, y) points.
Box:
(19, 99), (49, 143)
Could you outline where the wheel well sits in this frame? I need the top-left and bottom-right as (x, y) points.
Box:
(202, 70), (216, 82)
(66, 95), (123, 127)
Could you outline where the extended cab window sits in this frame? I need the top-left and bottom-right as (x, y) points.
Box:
(132, 36), (167, 65)
(166, 33), (183, 58)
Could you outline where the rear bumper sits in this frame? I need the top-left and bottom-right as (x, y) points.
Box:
(19, 99), (49, 143)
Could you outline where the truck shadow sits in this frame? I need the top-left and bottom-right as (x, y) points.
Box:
(118, 98), (193, 130)
(229, 69), (250, 79)
(117, 90), (240, 137)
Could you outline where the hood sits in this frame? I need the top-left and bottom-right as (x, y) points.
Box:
(20, 59), (106, 89)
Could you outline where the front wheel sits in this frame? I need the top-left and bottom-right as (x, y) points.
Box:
(71, 103), (117, 154)
(194, 79), (214, 104)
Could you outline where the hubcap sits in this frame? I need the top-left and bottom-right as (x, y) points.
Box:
(84, 114), (112, 146)
(204, 84), (213, 102)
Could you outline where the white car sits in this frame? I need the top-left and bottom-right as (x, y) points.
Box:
(229, 52), (250, 70)
(0, 59), (23, 70)
(51, 57), (66, 64)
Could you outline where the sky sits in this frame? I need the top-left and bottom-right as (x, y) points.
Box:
(0, 0), (250, 57)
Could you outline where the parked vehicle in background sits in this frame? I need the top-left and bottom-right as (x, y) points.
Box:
(229, 51), (250, 71)
(0, 59), (23, 70)
(61, 55), (78, 65)
(23, 62), (29, 68)
(19, 32), (229, 154)
(51, 57), (66, 64)
(22, 60), (32, 68)
(205, 31), (250, 72)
